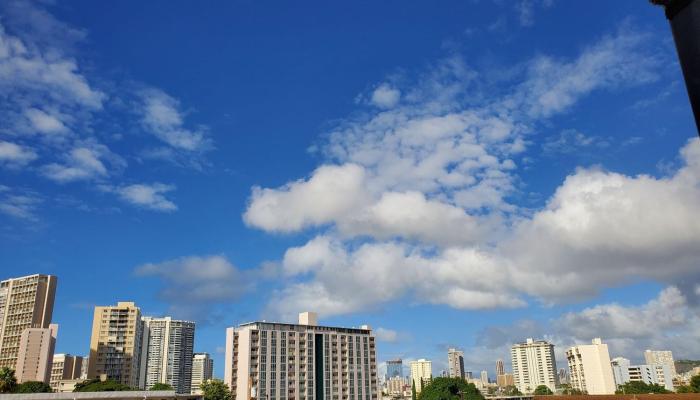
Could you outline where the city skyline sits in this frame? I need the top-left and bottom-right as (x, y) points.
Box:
(2, 0), (700, 384)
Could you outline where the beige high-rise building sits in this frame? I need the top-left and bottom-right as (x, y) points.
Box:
(88, 302), (144, 388)
(496, 359), (504, 377)
(15, 324), (57, 383)
(496, 373), (514, 388)
(0, 274), (57, 370)
(511, 338), (557, 394)
(191, 352), (214, 394)
(50, 353), (84, 391)
(140, 316), (195, 393)
(447, 348), (465, 379)
(410, 359), (432, 393)
(644, 350), (677, 377)
(224, 311), (378, 400)
(566, 338), (615, 395)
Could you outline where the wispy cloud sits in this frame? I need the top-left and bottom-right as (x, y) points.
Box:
(104, 183), (178, 212)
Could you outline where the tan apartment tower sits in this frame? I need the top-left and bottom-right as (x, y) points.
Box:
(224, 311), (379, 400)
(566, 338), (615, 395)
(0, 274), (57, 370)
(50, 353), (84, 391)
(410, 359), (432, 393)
(191, 352), (214, 394)
(15, 324), (57, 383)
(88, 301), (144, 388)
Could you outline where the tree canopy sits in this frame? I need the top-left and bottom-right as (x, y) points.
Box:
(533, 385), (553, 395)
(150, 382), (175, 391)
(73, 378), (134, 392)
(16, 381), (53, 393)
(0, 367), (17, 394)
(418, 377), (484, 400)
(502, 385), (522, 396)
(559, 384), (584, 395)
(201, 379), (233, 400)
(676, 375), (700, 393)
(615, 381), (670, 394)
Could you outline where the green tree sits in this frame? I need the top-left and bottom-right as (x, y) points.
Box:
(615, 381), (669, 394)
(412, 380), (417, 400)
(677, 375), (700, 393)
(73, 378), (134, 392)
(16, 381), (53, 393)
(503, 385), (522, 396)
(201, 379), (232, 400)
(559, 384), (584, 395)
(418, 377), (484, 400)
(0, 367), (17, 393)
(533, 385), (553, 395)
(150, 382), (175, 391)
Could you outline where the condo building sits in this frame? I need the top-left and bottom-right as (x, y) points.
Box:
(644, 350), (677, 377)
(447, 348), (465, 379)
(496, 373), (514, 388)
(191, 353), (214, 394)
(0, 274), (57, 370)
(88, 302), (144, 388)
(566, 338), (615, 395)
(611, 357), (674, 392)
(50, 353), (85, 391)
(224, 312), (378, 400)
(386, 359), (402, 379)
(409, 359), (432, 393)
(511, 338), (557, 393)
(140, 317), (195, 393)
(496, 359), (504, 377)
(15, 324), (57, 383)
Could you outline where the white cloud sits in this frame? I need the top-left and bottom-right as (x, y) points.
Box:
(24, 108), (68, 135)
(542, 129), (610, 154)
(110, 183), (177, 212)
(370, 84), (401, 109)
(0, 190), (42, 221)
(139, 88), (210, 151)
(375, 327), (399, 343)
(41, 146), (110, 183)
(0, 140), (37, 167)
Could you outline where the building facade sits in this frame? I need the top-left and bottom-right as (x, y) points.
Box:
(511, 338), (557, 393)
(496, 373), (514, 388)
(644, 350), (677, 377)
(409, 359), (431, 393)
(224, 312), (378, 400)
(88, 302), (144, 388)
(386, 359), (402, 379)
(611, 357), (674, 392)
(191, 353), (214, 394)
(566, 338), (615, 395)
(447, 349), (465, 379)
(0, 274), (57, 370)
(15, 324), (57, 383)
(496, 359), (504, 377)
(50, 353), (85, 391)
(140, 317), (195, 393)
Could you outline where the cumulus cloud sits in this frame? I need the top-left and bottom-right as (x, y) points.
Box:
(370, 84), (401, 109)
(375, 327), (399, 343)
(24, 108), (69, 135)
(41, 145), (121, 183)
(0, 140), (37, 168)
(109, 183), (178, 212)
(139, 88), (210, 151)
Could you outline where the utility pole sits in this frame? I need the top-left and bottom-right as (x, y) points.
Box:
(652, 0), (700, 135)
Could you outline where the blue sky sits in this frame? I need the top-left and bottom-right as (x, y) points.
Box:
(1, 0), (700, 380)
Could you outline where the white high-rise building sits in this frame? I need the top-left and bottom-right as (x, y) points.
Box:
(511, 338), (557, 393)
(191, 353), (214, 394)
(447, 348), (465, 379)
(566, 338), (615, 395)
(480, 370), (488, 385)
(140, 316), (195, 393)
(410, 359), (432, 393)
(644, 350), (676, 377)
(224, 312), (378, 400)
(611, 357), (674, 392)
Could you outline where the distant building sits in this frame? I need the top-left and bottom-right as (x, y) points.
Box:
(80, 357), (89, 379)
(448, 348), (465, 379)
(0, 274), (57, 370)
(511, 338), (557, 393)
(558, 368), (569, 385)
(54, 379), (85, 393)
(50, 354), (85, 391)
(496, 359), (505, 377)
(224, 311), (378, 400)
(191, 353), (213, 395)
(566, 338), (615, 395)
(496, 373), (514, 388)
(15, 324), (58, 383)
(410, 359), (432, 393)
(140, 316), (195, 393)
(88, 302), (144, 388)
(387, 359), (403, 379)
(611, 357), (674, 392)
(386, 376), (406, 396)
(644, 350), (677, 376)
(465, 371), (472, 380)
(481, 370), (488, 385)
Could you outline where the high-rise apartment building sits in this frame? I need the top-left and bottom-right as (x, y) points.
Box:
(50, 353), (84, 391)
(15, 324), (57, 383)
(191, 353), (214, 394)
(566, 338), (615, 395)
(0, 274), (57, 370)
(140, 316), (195, 393)
(447, 348), (465, 379)
(557, 368), (569, 385)
(224, 311), (378, 400)
(611, 357), (674, 392)
(480, 370), (488, 384)
(386, 359), (402, 379)
(88, 302), (144, 388)
(644, 350), (677, 377)
(511, 338), (557, 393)
(496, 359), (504, 377)
(496, 373), (514, 388)
(409, 359), (432, 393)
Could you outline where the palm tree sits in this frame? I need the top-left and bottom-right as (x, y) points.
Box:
(0, 367), (18, 393)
